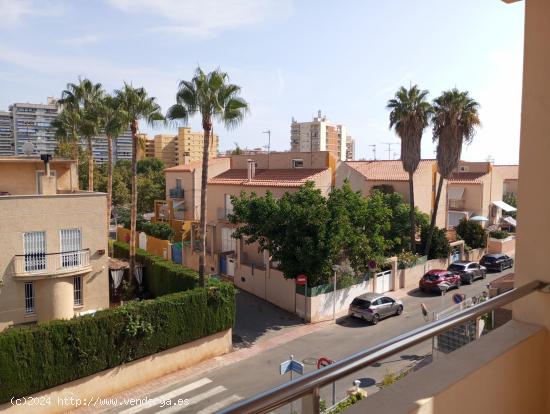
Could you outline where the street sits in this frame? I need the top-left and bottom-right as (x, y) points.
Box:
(105, 268), (512, 414)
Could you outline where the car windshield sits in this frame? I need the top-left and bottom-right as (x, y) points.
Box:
(424, 274), (441, 281)
(448, 264), (466, 271)
(484, 256), (497, 263)
(351, 298), (371, 308)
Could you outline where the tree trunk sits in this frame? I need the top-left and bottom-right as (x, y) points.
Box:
(424, 173), (445, 256)
(408, 171), (416, 253)
(87, 137), (94, 191)
(129, 121), (138, 284)
(106, 135), (113, 237)
(198, 120), (212, 287)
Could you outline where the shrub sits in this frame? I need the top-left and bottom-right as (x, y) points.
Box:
(113, 241), (198, 297)
(489, 230), (510, 240)
(397, 251), (422, 269)
(455, 218), (486, 249)
(115, 207), (175, 241)
(0, 284), (236, 403)
(420, 226), (450, 259)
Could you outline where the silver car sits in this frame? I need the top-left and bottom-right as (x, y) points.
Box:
(348, 292), (404, 325)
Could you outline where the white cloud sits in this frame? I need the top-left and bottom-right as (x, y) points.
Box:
(0, 0), (64, 27)
(107, 0), (293, 38)
(60, 34), (102, 46)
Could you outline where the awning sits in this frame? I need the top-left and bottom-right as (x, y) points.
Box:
(492, 200), (517, 212)
(447, 187), (465, 200)
(502, 216), (517, 227)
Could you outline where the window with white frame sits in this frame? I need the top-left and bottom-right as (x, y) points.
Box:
(23, 231), (46, 272)
(225, 194), (234, 218)
(24, 282), (35, 314)
(60, 228), (82, 268)
(73, 276), (83, 306)
(292, 159), (304, 168)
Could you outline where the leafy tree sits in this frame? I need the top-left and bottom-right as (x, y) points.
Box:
(137, 174), (165, 214)
(166, 67), (249, 286)
(420, 225), (450, 259)
(503, 192), (517, 219)
(231, 142), (244, 155)
(137, 157), (165, 175)
(456, 218), (486, 249)
(424, 89), (480, 255)
(387, 85), (433, 253)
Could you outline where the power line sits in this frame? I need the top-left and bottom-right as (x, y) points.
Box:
(382, 142), (398, 160)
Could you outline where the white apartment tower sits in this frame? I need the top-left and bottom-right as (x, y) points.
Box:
(290, 111), (349, 161)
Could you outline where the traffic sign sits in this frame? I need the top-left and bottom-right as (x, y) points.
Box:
(317, 357), (334, 369)
(296, 274), (307, 286)
(280, 358), (304, 375)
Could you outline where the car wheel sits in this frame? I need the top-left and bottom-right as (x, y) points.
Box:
(371, 314), (380, 325)
(499, 264), (504, 272)
(468, 275), (473, 285)
(395, 305), (403, 316)
(482, 271), (486, 279)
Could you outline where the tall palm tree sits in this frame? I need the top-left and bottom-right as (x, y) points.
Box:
(166, 67), (249, 286)
(58, 78), (103, 190)
(387, 85), (432, 253)
(51, 108), (81, 164)
(115, 84), (163, 281)
(424, 88), (481, 256)
(95, 94), (126, 234)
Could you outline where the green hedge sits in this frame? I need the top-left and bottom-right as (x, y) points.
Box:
(0, 283), (235, 403)
(113, 241), (198, 297)
(489, 230), (510, 240)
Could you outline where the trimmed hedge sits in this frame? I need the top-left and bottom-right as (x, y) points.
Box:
(0, 283), (235, 403)
(113, 241), (198, 297)
(489, 230), (510, 240)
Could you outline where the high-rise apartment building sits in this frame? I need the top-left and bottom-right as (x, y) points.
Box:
(290, 111), (348, 161)
(346, 136), (355, 160)
(0, 111), (13, 156)
(153, 134), (179, 167)
(177, 127), (219, 164)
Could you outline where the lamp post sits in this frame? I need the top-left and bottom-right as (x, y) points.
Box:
(331, 265), (340, 321)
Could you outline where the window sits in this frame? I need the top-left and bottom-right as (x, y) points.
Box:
(175, 178), (182, 189)
(225, 194), (234, 217)
(292, 159), (304, 168)
(23, 231), (46, 272)
(60, 228), (82, 267)
(74, 276), (83, 306)
(24, 282), (35, 314)
(381, 297), (394, 304)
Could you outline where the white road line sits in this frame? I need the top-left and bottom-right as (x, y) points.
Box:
(119, 378), (212, 414)
(195, 394), (242, 414)
(157, 386), (227, 414)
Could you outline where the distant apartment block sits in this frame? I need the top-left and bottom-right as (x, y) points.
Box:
(0, 111), (13, 156)
(0, 157), (109, 331)
(290, 111), (349, 161)
(345, 136), (355, 160)
(153, 134), (179, 167)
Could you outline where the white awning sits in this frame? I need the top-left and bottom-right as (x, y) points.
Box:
(492, 200), (517, 212)
(447, 187), (465, 200)
(502, 216), (517, 227)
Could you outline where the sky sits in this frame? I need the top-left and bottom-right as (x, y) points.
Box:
(0, 0), (524, 164)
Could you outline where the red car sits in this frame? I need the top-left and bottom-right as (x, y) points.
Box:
(419, 269), (461, 294)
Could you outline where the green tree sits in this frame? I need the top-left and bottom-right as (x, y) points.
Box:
(166, 67), (249, 286)
(503, 192), (517, 219)
(420, 225), (450, 259)
(424, 89), (481, 255)
(231, 142), (244, 155)
(137, 157), (165, 175)
(115, 84), (164, 283)
(137, 174), (165, 214)
(455, 218), (486, 249)
(387, 85), (432, 253)
(51, 109), (82, 166)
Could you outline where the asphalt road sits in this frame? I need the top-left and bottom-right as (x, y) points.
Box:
(108, 267), (512, 414)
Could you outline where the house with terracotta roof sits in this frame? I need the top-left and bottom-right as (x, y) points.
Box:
(336, 159), (446, 228)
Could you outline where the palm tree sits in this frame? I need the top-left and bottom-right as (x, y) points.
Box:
(424, 88), (481, 256)
(166, 67), (249, 286)
(115, 84), (163, 281)
(51, 108), (81, 164)
(95, 94), (126, 234)
(58, 78), (103, 190)
(387, 85), (432, 253)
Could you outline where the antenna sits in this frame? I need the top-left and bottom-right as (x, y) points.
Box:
(262, 130), (271, 168)
(382, 142), (398, 160)
(368, 144), (377, 160)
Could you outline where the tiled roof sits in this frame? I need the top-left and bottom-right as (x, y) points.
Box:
(346, 160), (435, 181)
(208, 168), (328, 187)
(164, 157), (228, 172)
(448, 172), (487, 184)
(494, 165), (519, 181)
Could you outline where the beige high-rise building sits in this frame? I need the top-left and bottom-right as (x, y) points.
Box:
(177, 127), (218, 165)
(153, 134), (178, 167)
(290, 111), (348, 161)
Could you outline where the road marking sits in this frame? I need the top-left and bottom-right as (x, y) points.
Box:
(119, 378), (212, 414)
(157, 386), (227, 414)
(195, 394), (242, 414)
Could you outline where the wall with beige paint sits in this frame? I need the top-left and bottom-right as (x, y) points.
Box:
(230, 151), (330, 169)
(487, 237), (515, 255)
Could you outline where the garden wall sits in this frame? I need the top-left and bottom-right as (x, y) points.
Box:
(487, 237), (516, 255)
(116, 227), (172, 261)
(399, 262), (426, 292)
(466, 248), (486, 262)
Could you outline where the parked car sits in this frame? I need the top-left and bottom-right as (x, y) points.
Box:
(348, 292), (403, 325)
(447, 261), (487, 284)
(419, 270), (461, 294)
(480, 254), (514, 272)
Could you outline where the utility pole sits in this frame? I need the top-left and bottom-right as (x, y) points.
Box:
(368, 144), (377, 160)
(263, 130), (271, 168)
(382, 142), (398, 160)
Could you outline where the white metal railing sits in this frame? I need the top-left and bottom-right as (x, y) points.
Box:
(13, 249), (91, 277)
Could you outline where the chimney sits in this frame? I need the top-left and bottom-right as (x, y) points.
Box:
(247, 159), (256, 180)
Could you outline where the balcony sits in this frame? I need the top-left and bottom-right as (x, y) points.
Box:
(169, 187), (184, 198)
(12, 249), (92, 280)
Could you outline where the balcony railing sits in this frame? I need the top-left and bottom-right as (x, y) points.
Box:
(220, 280), (548, 414)
(169, 187), (184, 198)
(13, 249), (91, 278)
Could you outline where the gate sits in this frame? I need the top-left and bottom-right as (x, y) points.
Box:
(450, 246), (461, 263)
(374, 269), (392, 293)
(171, 242), (182, 264)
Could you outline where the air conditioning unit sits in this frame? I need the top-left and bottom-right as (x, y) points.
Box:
(459, 165), (469, 172)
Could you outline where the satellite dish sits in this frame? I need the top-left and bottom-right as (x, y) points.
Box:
(22, 141), (35, 156)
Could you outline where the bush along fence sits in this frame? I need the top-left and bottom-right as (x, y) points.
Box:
(295, 273), (370, 297)
(0, 283), (236, 404)
(113, 241), (198, 297)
